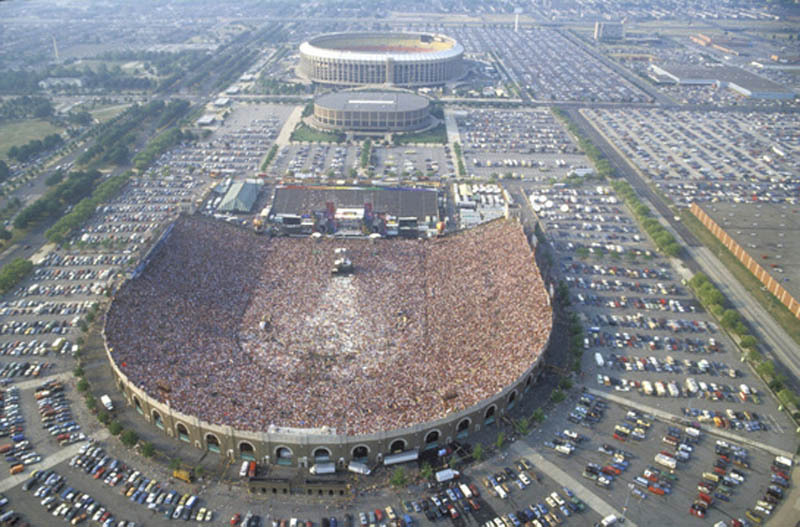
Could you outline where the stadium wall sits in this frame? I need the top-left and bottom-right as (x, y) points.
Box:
(103, 315), (551, 468)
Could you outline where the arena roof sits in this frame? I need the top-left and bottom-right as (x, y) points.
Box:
(269, 185), (439, 222)
(315, 91), (429, 113)
(105, 216), (551, 435)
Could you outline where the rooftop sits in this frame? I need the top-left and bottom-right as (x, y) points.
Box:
(653, 63), (794, 94)
(270, 185), (439, 223)
(700, 202), (800, 304)
(315, 91), (429, 113)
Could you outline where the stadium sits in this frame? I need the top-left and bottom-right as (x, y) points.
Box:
(311, 91), (432, 133)
(103, 215), (552, 468)
(298, 32), (464, 87)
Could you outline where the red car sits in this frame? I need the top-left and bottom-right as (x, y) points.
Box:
(374, 510), (383, 522)
(230, 513), (241, 526)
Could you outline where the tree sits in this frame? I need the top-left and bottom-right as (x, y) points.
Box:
(550, 389), (566, 403)
(532, 408), (545, 423)
(720, 309), (740, 329)
(168, 458), (182, 470)
(73, 366), (85, 377)
(140, 442), (155, 458)
(420, 463), (433, 480)
(756, 360), (776, 379)
(560, 377), (573, 390)
(109, 421), (123, 436)
(496, 431), (505, 449)
(390, 467), (407, 488)
(0, 160), (9, 182)
(515, 417), (530, 436)
(76, 379), (89, 392)
(472, 443), (484, 462)
(97, 410), (111, 425)
(739, 335), (757, 350)
(746, 349), (763, 363)
(120, 429), (139, 447)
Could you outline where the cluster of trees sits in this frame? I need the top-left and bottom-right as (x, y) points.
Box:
(260, 145), (278, 172)
(8, 133), (63, 163)
(611, 180), (681, 257)
(360, 140), (372, 169)
(453, 142), (466, 176)
(46, 171), (132, 244)
(0, 95), (53, 122)
(14, 170), (101, 230)
(156, 100), (191, 129)
(551, 107), (614, 179)
(257, 78), (308, 95)
(0, 160), (9, 182)
(133, 127), (192, 172)
(77, 100), (170, 166)
(0, 258), (33, 295)
(77, 367), (140, 449)
(0, 71), (44, 94)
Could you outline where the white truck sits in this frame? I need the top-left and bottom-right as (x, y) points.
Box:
(100, 394), (114, 412)
(309, 462), (336, 475)
(654, 453), (677, 470)
(594, 352), (604, 368)
(642, 381), (654, 395)
(347, 461), (371, 476)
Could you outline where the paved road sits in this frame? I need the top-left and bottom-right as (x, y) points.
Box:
(0, 429), (111, 493)
(275, 105), (304, 147)
(586, 389), (795, 459)
(509, 443), (637, 526)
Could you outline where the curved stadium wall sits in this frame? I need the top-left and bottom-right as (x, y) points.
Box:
(298, 32), (464, 87)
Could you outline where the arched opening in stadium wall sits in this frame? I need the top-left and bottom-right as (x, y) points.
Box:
(352, 445), (369, 462)
(313, 447), (332, 463)
(176, 423), (190, 443)
(152, 410), (164, 430)
(276, 446), (294, 466)
(389, 439), (406, 454)
(206, 433), (221, 454)
(484, 405), (497, 426)
(239, 442), (255, 461)
(424, 430), (440, 450)
(456, 418), (471, 440)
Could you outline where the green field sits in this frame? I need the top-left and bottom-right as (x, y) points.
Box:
(393, 123), (447, 145)
(0, 119), (63, 161)
(290, 123), (345, 143)
(90, 104), (131, 124)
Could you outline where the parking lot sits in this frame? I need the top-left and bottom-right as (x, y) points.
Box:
(442, 26), (650, 103)
(581, 108), (800, 208)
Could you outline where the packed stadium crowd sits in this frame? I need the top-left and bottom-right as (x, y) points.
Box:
(105, 216), (552, 435)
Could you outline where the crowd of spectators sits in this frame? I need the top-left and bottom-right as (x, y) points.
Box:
(105, 216), (552, 435)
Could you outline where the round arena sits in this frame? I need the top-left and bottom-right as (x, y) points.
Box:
(312, 91), (431, 132)
(298, 32), (464, 87)
(104, 216), (552, 467)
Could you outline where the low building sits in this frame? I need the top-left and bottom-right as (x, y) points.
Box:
(649, 64), (796, 100)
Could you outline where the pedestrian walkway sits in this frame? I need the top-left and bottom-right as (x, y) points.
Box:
(508, 442), (638, 527)
(586, 388), (795, 459)
(275, 105), (304, 147)
(0, 429), (111, 493)
(12, 371), (71, 391)
(443, 108), (461, 145)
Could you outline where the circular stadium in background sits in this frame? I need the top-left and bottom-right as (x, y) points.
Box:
(104, 212), (552, 469)
(298, 32), (464, 87)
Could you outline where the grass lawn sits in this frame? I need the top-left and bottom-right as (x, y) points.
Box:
(681, 208), (800, 347)
(90, 104), (131, 124)
(393, 123), (447, 145)
(0, 119), (63, 161)
(290, 123), (345, 143)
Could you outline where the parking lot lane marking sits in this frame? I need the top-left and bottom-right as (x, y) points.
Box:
(587, 388), (795, 459)
(13, 371), (72, 391)
(767, 414), (784, 435)
(509, 444), (637, 527)
(0, 429), (110, 493)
